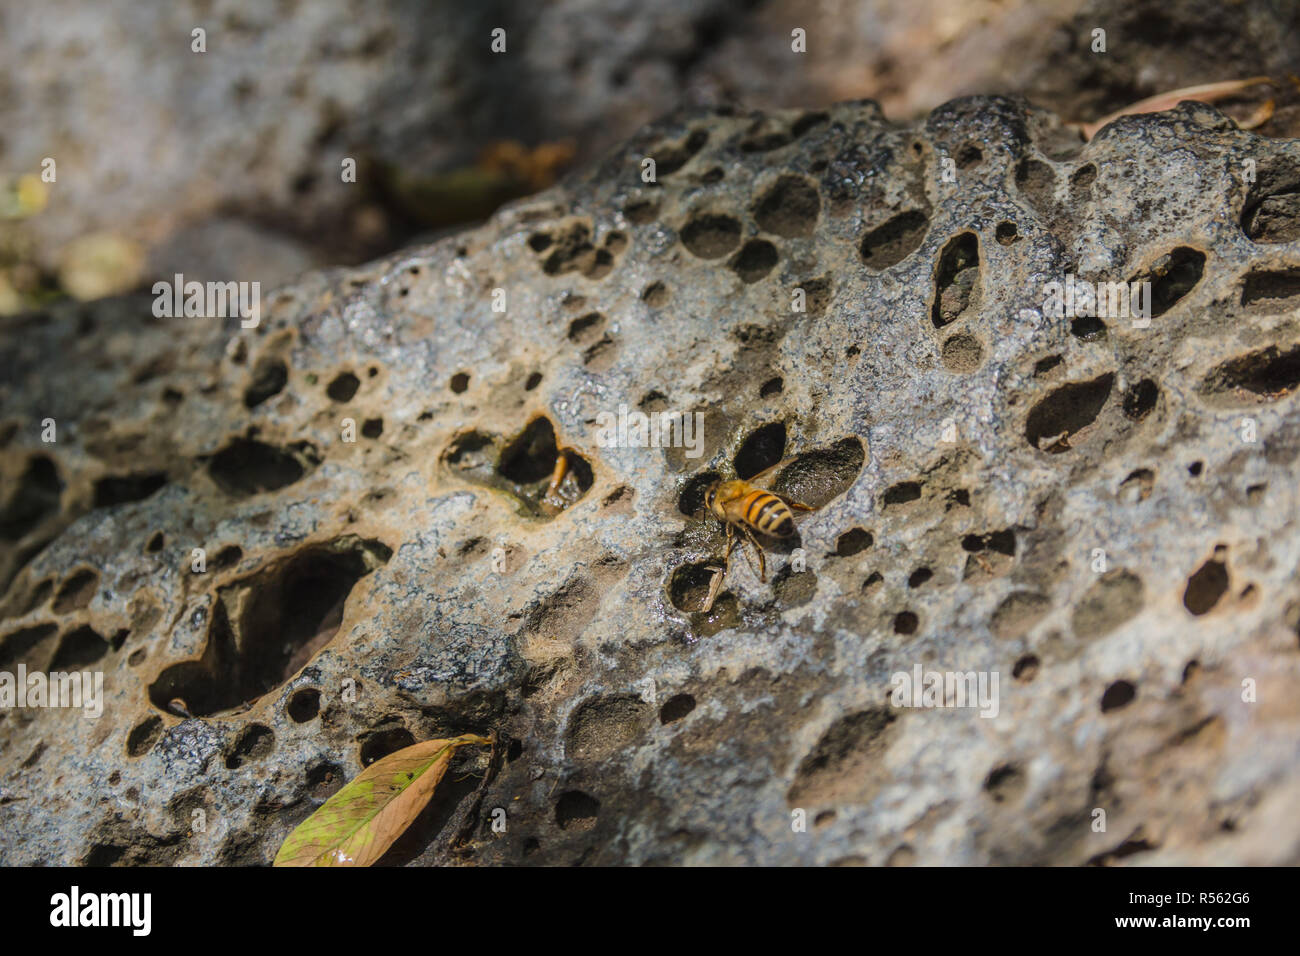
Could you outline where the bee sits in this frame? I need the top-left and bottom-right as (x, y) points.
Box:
(698, 459), (815, 612)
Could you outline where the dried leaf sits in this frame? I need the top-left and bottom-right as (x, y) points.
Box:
(1075, 77), (1274, 140)
(273, 733), (492, 867)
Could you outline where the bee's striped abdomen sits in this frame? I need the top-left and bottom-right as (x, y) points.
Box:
(742, 490), (795, 537)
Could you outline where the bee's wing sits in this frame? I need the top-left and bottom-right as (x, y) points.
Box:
(744, 456), (819, 511)
(741, 455), (801, 492)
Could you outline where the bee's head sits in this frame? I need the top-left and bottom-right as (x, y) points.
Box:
(703, 480), (721, 518)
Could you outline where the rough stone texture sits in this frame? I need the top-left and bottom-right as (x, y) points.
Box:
(4, 96), (1300, 865)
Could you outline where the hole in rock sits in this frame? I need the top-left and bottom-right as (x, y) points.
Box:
(753, 174), (820, 238)
(1069, 163), (1097, 197)
(623, 198), (658, 224)
(498, 417), (562, 483)
(306, 762), (343, 800)
(734, 422), (787, 480)
(93, 473), (167, 508)
(1013, 655), (1040, 681)
(1241, 159), (1300, 243)
(244, 357), (288, 409)
(1183, 555), (1229, 616)
(1241, 268), (1300, 307)
(766, 437), (865, 509)
(555, 791), (600, 831)
(941, 333), (983, 372)
(729, 239), (778, 284)
(653, 129), (708, 176)
(52, 569), (98, 614)
(1199, 344), (1300, 405)
(680, 213), (741, 259)
(669, 562), (721, 613)
(642, 281), (669, 307)
(126, 716), (163, 757)
(835, 528), (872, 556)
(1100, 680), (1136, 712)
(883, 482), (921, 506)
(447, 418), (593, 517)
(931, 232), (980, 328)
(287, 688), (321, 722)
(893, 611), (919, 635)
(1014, 158), (1056, 212)
(787, 708), (896, 807)
(1024, 373), (1114, 453)
(224, 724), (274, 769)
(326, 371), (360, 402)
(659, 693), (696, 724)
(0, 623), (56, 668)
(1122, 379), (1159, 420)
(0, 457), (62, 541)
(147, 537), (391, 717)
(859, 210), (929, 269)
(1133, 248), (1204, 317)
(360, 726), (415, 766)
(51, 625), (109, 670)
(1070, 315), (1107, 341)
(208, 439), (318, 496)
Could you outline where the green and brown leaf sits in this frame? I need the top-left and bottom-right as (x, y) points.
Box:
(273, 733), (492, 867)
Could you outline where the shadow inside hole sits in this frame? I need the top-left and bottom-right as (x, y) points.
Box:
(93, 472), (167, 508)
(678, 471), (721, 517)
(287, 688), (321, 722)
(1024, 373), (1114, 453)
(499, 418), (563, 484)
(1199, 344), (1300, 406)
(374, 753), (486, 865)
(224, 724), (274, 769)
(0, 623), (57, 669)
(769, 437), (866, 508)
(931, 232), (980, 328)
(359, 725), (416, 766)
(147, 537), (390, 717)
(51, 625), (109, 670)
(207, 438), (319, 496)
(669, 562), (719, 612)
(734, 422), (787, 480)
(1141, 248), (1205, 317)
(0, 456), (62, 542)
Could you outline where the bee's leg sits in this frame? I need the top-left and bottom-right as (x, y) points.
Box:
(785, 499), (816, 512)
(734, 524), (761, 579)
(741, 524), (767, 582)
(724, 522), (741, 563)
(703, 524), (735, 613)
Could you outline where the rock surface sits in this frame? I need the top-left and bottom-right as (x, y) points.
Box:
(3, 97), (1300, 865)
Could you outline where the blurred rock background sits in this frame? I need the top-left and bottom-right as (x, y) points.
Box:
(2, 0), (1298, 312)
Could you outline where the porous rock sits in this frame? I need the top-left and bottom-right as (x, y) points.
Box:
(3, 97), (1300, 865)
